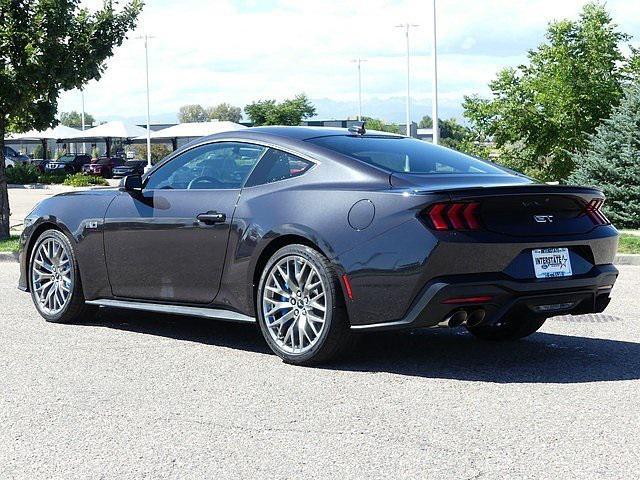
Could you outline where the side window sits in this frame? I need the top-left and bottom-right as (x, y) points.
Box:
(145, 142), (266, 190)
(245, 148), (313, 187)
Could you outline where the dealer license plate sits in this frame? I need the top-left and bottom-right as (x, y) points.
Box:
(532, 248), (572, 279)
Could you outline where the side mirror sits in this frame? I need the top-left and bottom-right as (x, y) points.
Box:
(121, 174), (143, 191)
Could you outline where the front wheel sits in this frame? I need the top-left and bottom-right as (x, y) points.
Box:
(466, 314), (547, 341)
(29, 229), (97, 323)
(256, 244), (352, 365)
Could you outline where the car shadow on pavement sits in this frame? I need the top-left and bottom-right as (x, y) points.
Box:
(339, 327), (640, 384)
(85, 307), (271, 355)
(86, 308), (640, 384)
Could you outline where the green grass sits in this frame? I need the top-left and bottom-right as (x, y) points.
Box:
(0, 236), (20, 253)
(619, 233), (640, 254)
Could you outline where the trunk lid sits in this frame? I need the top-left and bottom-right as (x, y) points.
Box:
(392, 172), (607, 237)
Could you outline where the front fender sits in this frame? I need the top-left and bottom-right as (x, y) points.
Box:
(18, 189), (118, 299)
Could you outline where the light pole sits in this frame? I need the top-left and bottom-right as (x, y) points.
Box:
(137, 34), (154, 171)
(351, 59), (366, 121)
(396, 23), (419, 137)
(81, 90), (86, 154)
(431, 0), (440, 145)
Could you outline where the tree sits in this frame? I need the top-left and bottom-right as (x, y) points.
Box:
(178, 104), (208, 123)
(245, 94), (316, 126)
(463, 2), (638, 182)
(362, 117), (401, 134)
(60, 111), (95, 128)
(413, 116), (491, 158)
(132, 144), (172, 164)
(569, 82), (640, 228)
(418, 115), (433, 129)
(206, 103), (242, 123)
(0, 0), (142, 239)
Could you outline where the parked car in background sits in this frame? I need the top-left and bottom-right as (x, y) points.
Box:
(82, 157), (125, 178)
(3, 146), (29, 165)
(30, 159), (51, 173)
(44, 154), (92, 175)
(112, 160), (146, 179)
(4, 156), (16, 168)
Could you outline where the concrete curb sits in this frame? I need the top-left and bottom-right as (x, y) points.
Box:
(615, 254), (640, 266)
(7, 184), (73, 190)
(0, 252), (19, 263)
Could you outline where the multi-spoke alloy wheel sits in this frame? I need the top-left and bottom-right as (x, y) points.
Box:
(29, 229), (96, 324)
(262, 255), (327, 355)
(257, 244), (352, 365)
(31, 236), (74, 316)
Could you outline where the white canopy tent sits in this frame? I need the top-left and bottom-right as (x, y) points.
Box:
(5, 125), (81, 159)
(133, 121), (247, 150)
(5, 125), (81, 141)
(61, 121), (149, 157)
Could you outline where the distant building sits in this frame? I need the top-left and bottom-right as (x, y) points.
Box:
(136, 123), (175, 132)
(417, 127), (438, 143)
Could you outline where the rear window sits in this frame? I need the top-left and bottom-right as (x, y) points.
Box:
(245, 148), (313, 187)
(306, 135), (505, 175)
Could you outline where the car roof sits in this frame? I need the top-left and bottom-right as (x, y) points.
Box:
(202, 126), (403, 142)
(244, 126), (351, 140)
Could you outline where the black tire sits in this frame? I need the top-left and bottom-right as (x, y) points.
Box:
(256, 244), (352, 366)
(29, 229), (97, 324)
(466, 314), (547, 341)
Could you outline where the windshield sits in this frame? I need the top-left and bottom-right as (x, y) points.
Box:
(306, 135), (506, 175)
(57, 155), (76, 163)
(3, 146), (18, 157)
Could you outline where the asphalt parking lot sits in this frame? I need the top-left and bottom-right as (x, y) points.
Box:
(1, 262), (639, 479)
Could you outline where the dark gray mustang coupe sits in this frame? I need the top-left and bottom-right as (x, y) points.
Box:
(19, 126), (619, 365)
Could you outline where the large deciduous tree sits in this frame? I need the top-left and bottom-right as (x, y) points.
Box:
(206, 103), (242, 123)
(0, 0), (142, 239)
(463, 2), (639, 182)
(569, 82), (640, 228)
(60, 110), (96, 128)
(177, 104), (208, 123)
(245, 94), (316, 126)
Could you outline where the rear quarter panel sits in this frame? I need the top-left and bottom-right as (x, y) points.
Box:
(216, 162), (448, 316)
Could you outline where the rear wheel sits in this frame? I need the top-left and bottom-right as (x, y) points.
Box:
(466, 314), (547, 341)
(29, 229), (97, 324)
(256, 244), (352, 365)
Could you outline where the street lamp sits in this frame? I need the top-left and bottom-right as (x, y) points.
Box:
(136, 34), (154, 171)
(431, 0), (440, 145)
(351, 58), (367, 121)
(81, 89), (86, 154)
(396, 23), (419, 137)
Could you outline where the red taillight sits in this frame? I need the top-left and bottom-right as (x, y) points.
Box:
(585, 198), (610, 226)
(426, 202), (482, 231)
(428, 203), (449, 230)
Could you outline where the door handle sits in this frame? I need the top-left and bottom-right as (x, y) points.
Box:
(196, 211), (226, 224)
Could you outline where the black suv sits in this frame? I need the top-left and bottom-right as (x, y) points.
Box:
(44, 154), (92, 174)
(112, 160), (147, 179)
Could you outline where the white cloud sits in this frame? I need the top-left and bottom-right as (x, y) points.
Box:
(59, 0), (640, 122)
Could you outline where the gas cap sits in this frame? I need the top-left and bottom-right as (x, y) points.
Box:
(348, 199), (375, 231)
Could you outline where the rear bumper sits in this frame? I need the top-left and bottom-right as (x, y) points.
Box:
(351, 264), (618, 331)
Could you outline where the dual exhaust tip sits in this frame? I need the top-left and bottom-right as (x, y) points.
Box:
(439, 309), (486, 328)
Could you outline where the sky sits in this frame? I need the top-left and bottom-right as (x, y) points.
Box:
(60, 0), (640, 124)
